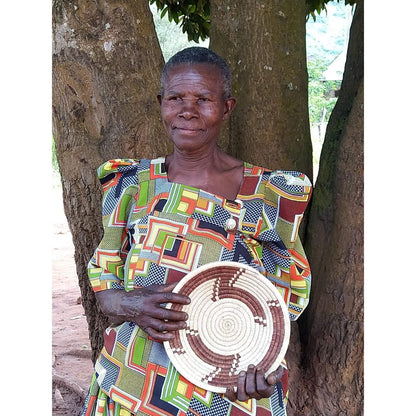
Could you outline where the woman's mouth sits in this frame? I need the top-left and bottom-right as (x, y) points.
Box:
(174, 126), (202, 134)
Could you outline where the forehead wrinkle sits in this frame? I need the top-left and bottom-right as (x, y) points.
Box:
(163, 65), (224, 97)
(165, 88), (215, 97)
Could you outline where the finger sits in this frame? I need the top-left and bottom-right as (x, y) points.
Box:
(225, 386), (237, 402)
(126, 285), (190, 307)
(149, 306), (189, 322)
(245, 366), (263, 400)
(255, 367), (275, 397)
(266, 366), (284, 385)
(154, 290), (191, 306)
(146, 283), (191, 303)
(145, 326), (175, 342)
(236, 371), (249, 402)
(150, 282), (183, 296)
(140, 317), (187, 334)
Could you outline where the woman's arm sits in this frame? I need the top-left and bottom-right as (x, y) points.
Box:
(95, 283), (191, 342)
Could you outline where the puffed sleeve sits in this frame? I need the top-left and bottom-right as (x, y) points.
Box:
(87, 159), (140, 292)
(259, 170), (312, 320)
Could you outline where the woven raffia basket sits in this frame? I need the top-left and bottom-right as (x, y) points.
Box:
(164, 261), (290, 393)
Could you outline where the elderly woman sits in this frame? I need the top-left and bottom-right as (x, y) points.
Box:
(81, 47), (312, 416)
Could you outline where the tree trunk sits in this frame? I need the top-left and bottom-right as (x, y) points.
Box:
(52, 0), (168, 362)
(209, 0), (312, 179)
(210, 3), (315, 414)
(295, 2), (364, 414)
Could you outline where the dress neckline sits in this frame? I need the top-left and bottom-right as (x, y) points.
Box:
(155, 156), (251, 203)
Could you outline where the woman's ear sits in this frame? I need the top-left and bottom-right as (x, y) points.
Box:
(223, 97), (236, 120)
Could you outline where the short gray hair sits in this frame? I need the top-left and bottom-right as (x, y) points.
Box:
(160, 47), (232, 99)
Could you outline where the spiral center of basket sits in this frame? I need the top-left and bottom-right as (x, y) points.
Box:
(197, 298), (252, 355)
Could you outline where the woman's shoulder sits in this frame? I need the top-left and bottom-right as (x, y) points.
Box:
(96, 158), (156, 200)
(240, 163), (312, 200)
(97, 158), (143, 180)
(244, 163), (312, 190)
(265, 169), (313, 202)
(269, 169), (312, 188)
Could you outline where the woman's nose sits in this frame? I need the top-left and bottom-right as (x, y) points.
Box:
(179, 99), (198, 119)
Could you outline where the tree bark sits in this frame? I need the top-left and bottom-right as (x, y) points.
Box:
(296, 2), (364, 414)
(209, 0), (312, 179)
(209, 3), (315, 414)
(52, 0), (168, 362)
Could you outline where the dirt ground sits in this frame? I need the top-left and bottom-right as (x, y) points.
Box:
(52, 174), (94, 415)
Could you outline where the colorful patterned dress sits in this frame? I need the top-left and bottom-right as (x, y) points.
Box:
(81, 157), (312, 416)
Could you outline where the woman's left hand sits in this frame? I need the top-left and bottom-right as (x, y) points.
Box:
(225, 365), (284, 402)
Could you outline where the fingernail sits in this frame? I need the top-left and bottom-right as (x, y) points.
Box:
(268, 375), (276, 384)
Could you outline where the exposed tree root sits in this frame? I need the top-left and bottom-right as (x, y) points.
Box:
(52, 371), (88, 399)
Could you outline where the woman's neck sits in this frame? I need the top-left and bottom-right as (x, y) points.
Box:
(164, 148), (244, 200)
(166, 146), (222, 176)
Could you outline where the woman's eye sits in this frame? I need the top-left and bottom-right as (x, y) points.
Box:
(198, 97), (209, 102)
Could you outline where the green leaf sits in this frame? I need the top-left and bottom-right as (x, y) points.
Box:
(160, 7), (168, 19)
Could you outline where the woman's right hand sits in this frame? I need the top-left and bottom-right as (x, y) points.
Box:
(95, 283), (191, 341)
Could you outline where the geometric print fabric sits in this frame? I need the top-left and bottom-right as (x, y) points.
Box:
(82, 157), (312, 416)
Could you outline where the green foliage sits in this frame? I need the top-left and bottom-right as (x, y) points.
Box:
(150, 0), (210, 43)
(149, 0), (355, 42)
(307, 0), (356, 21)
(308, 59), (341, 124)
(151, 3), (208, 61)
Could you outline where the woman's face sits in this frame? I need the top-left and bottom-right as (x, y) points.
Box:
(158, 63), (236, 154)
